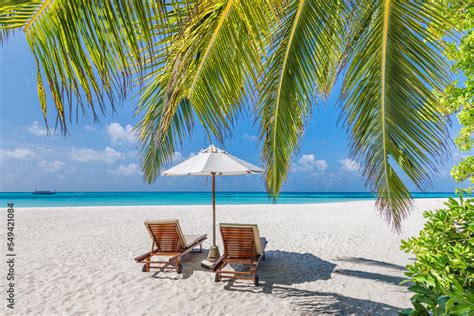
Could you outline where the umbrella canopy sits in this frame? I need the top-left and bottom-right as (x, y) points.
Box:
(162, 144), (263, 265)
(162, 145), (263, 176)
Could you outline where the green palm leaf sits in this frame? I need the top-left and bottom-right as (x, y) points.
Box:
(0, 0), (43, 30)
(0, 0), (189, 132)
(258, 0), (345, 196)
(0, 0), (43, 43)
(137, 0), (273, 183)
(339, 0), (451, 231)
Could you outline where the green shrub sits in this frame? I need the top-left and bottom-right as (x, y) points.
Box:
(400, 197), (474, 315)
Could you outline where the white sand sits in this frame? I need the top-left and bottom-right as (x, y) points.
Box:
(2, 198), (447, 315)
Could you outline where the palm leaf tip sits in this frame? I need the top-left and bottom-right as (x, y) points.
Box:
(340, 0), (452, 231)
(259, 0), (346, 198)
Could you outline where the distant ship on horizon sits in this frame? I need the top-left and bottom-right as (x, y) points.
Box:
(33, 190), (56, 195)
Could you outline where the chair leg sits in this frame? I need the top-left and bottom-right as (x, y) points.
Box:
(176, 257), (183, 274)
(250, 264), (259, 285)
(254, 274), (259, 286)
(142, 262), (149, 272)
(143, 258), (150, 272)
(214, 260), (225, 282)
(144, 241), (155, 272)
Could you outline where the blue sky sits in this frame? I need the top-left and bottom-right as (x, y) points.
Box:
(0, 34), (465, 192)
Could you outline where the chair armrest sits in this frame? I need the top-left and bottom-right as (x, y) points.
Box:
(212, 256), (225, 271)
(135, 251), (152, 262)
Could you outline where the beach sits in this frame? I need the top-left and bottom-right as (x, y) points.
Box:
(2, 198), (447, 315)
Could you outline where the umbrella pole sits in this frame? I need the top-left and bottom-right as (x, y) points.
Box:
(212, 172), (216, 246)
(207, 172), (220, 261)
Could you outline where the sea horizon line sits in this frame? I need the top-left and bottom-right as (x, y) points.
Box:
(0, 190), (457, 194)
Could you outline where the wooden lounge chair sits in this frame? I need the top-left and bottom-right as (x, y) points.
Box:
(213, 223), (267, 286)
(135, 220), (207, 274)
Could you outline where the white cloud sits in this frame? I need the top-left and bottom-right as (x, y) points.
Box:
(126, 150), (139, 159)
(84, 125), (96, 131)
(293, 154), (328, 172)
(71, 147), (122, 164)
(0, 148), (36, 160)
(243, 134), (258, 142)
(106, 122), (138, 145)
(172, 151), (183, 163)
(108, 163), (140, 176)
(39, 160), (65, 173)
(339, 158), (360, 172)
(453, 151), (469, 160)
(26, 121), (48, 136)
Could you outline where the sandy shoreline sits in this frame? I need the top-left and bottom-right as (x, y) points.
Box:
(2, 198), (448, 315)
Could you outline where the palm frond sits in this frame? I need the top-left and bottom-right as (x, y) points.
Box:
(339, 0), (452, 231)
(0, 28), (13, 44)
(137, 0), (273, 183)
(0, 0), (192, 132)
(0, 0), (44, 30)
(258, 0), (346, 196)
(0, 0), (44, 44)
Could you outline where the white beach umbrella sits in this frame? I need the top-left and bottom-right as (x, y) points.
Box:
(162, 145), (263, 264)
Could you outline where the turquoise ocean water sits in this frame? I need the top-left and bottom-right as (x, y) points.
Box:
(0, 192), (455, 208)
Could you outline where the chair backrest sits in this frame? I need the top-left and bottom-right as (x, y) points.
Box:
(145, 220), (186, 252)
(220, 223), (262, 259)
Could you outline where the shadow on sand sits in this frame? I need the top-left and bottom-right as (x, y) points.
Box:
(222, 250), (402, 314)
(333, 269), (407, 286)
(269, 285), (401, 315)
(335, 256), (407, 271)
(150, 249), (210, 280)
